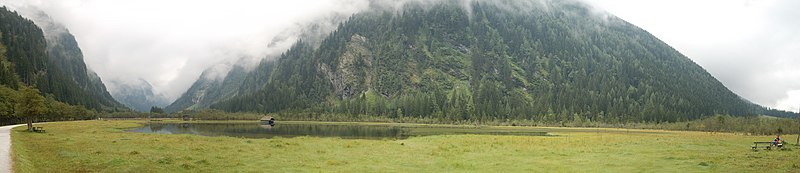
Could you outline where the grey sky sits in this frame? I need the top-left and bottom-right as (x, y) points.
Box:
(0, 0), (369, 101)
(1, 0), (798, 112)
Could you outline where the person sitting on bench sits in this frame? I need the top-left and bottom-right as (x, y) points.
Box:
(773, 136), (782, 147)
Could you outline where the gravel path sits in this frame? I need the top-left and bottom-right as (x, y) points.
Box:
(0, 124), (23, 173)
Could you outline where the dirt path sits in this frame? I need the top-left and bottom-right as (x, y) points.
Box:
(0, 124), (23, 173)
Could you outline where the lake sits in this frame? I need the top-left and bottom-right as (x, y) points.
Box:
(128, 121), (552, 139)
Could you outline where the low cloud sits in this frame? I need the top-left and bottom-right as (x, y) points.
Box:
(3, 0), (797, 112)
(1, 0), (370, 101)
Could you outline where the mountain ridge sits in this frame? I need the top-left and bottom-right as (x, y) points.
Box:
(0, 6), (127, 112)
(107, 78), (169, 112)
(171, 0), (794, 121)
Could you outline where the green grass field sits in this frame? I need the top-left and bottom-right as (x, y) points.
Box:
(11, 120), (800, 172)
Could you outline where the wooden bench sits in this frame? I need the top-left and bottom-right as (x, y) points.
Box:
(752, 141), (782, 150)
(32, 126), (45, 133)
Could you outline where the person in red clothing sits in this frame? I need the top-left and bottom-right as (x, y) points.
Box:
(773, 135), (783, 148)
(774, 128), (783, 147)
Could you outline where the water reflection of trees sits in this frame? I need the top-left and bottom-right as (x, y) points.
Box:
(136, 123), (410, 139)
(149, 124), (164, 132)
(132, 123), (550, 139)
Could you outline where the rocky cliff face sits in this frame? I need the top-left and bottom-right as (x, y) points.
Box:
(320, 34), (373, 99)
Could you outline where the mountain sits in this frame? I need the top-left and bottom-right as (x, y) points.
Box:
(165, 13), (353, 113)
(0, 7), (127, 112)
(176, 0), (790, 122)
(107, 78), (169, 112)
(164, 62), (247, 113)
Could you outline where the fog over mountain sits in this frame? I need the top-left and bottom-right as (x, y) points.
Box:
(1, 0), (797, 112)
(0, 0), (370, 102)
(105, 78), (170, 112)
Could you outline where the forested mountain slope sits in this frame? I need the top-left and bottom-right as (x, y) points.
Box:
(0, 7), (126, 112)
(165, 13), (353, 113)
(178, 1), (792, 122)
(165, 64), (248, 113)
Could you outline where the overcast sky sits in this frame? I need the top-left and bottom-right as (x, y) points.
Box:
(0, 0), (369, 101)
(1, 0), (798, 112)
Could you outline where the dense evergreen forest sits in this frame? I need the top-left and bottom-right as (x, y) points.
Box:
(165, 64), (249, 113)
(0, 7), (124, 125)
(204, 1), (795, 123)
(183, 1), (792, 123)
(34, 10), (126, 112)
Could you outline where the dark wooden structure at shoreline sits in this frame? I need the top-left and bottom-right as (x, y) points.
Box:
(261, 116), (275, 126)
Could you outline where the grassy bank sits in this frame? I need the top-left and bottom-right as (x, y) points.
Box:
(12, 120), (800, 172)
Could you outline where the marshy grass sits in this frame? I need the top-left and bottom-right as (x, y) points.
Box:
(11, 120), (800, 172)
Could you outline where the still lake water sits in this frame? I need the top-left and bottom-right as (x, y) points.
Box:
(128, 122), (551, 139)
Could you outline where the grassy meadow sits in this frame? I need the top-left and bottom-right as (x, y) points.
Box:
(11, 120), (800, 172)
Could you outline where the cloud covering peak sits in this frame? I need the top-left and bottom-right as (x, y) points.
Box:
(1, 0), (370, 101)
(2, 0), (798, 113)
